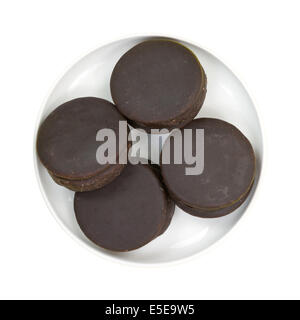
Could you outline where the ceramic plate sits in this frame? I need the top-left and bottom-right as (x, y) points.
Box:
(34, 36), (263, 265)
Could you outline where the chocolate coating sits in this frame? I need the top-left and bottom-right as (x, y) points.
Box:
(48, 141), (132, 192)
(37, 97), (127, 180)
(110, 40), (207, 129)
(49, 163), (125, 192)
(176, 182), (253, 218)
(161, 118), (256, 210)
(74, 164), (173, 252)
(146, 162), (175, 234)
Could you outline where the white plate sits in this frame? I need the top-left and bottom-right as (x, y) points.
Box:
(34, 36), (263, 265)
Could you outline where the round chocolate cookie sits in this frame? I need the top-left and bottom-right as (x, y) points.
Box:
(37, 97), (128, 191)
(110, 40), (207, 130)
(74, 164), (175, 252)
(161, 118), (256, 214)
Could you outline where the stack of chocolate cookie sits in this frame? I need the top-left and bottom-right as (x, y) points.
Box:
(37, 97), (128, 192)
(160, 118), (256, 218)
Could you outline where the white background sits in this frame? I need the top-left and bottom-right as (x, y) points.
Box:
(0, 0), (299, 300)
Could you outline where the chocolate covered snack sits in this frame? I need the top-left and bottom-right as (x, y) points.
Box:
(110, 40), (207, 131)
(74, 164), (175, 251)
(37, 97), (128, 192)
(161, 118), (256, 218)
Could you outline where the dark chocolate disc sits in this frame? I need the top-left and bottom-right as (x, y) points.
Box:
(110, 40), (207, 129)
(161, 118), (256, 210)
(74, 164), (173, 252)
(37, 97), (127, 180)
